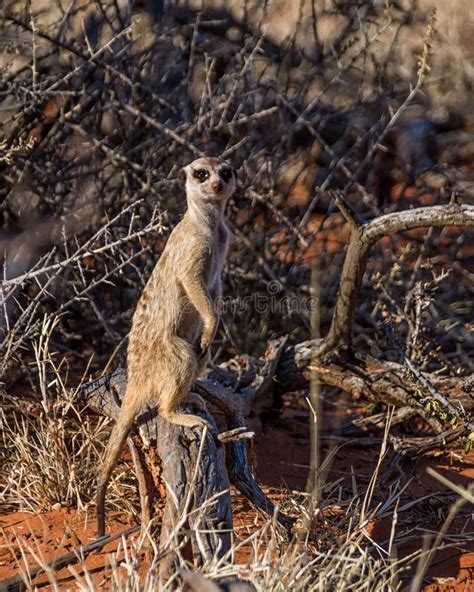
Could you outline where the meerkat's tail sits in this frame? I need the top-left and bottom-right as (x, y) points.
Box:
(96, 394), (141, 537)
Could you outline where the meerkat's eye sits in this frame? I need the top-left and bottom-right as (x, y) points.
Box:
(193, 168), (209, 183)
(220, 168), (233, 182)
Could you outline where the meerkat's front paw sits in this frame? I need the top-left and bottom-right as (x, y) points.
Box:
(194, 338), (209, 358)
(199, 337), (212, 355)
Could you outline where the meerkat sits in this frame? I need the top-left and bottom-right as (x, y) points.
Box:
(96, 157), (236, 537)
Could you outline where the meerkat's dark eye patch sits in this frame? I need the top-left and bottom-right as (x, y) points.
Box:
(193, 168), (209, 183)
(220, 168), (233, 182)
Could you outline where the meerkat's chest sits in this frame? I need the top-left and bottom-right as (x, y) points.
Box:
(205, 223), (229, 288)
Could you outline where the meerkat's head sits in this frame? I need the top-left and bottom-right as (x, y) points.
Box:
(181, 157), (236, 206)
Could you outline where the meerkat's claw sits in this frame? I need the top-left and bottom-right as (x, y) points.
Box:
(188, 414), (215, 434)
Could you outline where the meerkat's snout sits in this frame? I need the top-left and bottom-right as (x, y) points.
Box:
(212, 179), (224, 193)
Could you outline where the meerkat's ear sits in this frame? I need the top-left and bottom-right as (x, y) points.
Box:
(179, 168), (187, 185)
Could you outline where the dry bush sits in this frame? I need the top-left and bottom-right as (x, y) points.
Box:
(0, 317), (137, 516)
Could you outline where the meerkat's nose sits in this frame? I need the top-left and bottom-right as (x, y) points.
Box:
(212, 180), (223, 193)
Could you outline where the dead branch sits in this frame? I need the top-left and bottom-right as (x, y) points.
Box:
(389, 425), (467, 456)
(264, 202), (474, 443)
(318, 203), (474, 355)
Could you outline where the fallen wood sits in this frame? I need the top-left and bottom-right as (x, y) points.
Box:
(154, 414), (232, 582)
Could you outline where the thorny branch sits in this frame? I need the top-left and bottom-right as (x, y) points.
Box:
(319, 203), (474, 356)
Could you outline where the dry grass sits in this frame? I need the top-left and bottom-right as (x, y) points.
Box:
(2, 429), (472, 590)
(0, 317), (137, 517)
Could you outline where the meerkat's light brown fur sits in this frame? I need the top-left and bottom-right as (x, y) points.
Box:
(96, 157), (236, 536)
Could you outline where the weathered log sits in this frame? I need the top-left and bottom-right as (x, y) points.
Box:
(194, 380), (294, 530)
(81, 377), (233, 577)
(155, 414), (232, 582)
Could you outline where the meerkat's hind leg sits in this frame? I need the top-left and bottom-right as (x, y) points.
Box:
(159, 338), (213, 430)
(162, 409), (214, 431)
